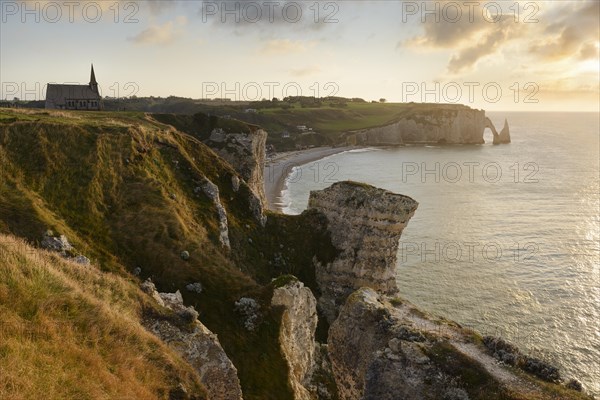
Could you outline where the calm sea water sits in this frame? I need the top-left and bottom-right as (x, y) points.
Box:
(281, 112), (600, 396)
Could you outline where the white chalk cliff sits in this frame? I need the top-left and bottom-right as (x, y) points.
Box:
(308, 181), (419, 323)
(345, 105), (510, 145)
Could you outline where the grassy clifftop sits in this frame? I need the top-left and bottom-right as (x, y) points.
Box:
(89, 97), (476, 149)
(0, 108), (338, 400)
(0, 234), (207, 400)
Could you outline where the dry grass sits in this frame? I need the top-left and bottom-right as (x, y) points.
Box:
(0, 235), (206, 400)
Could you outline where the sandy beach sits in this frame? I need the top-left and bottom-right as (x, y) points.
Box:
(264, 146), (355, 212)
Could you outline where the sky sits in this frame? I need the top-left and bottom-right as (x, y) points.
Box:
(1, 0), (599, 111)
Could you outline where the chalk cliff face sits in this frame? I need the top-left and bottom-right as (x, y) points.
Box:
(346, 106), (509, 145)
(208, 129), (267, 203)
(207, 129), (268, 223)
(141, 280), (243, 400)
(271, 279), (318, 400)
(308, 181), (418, 323)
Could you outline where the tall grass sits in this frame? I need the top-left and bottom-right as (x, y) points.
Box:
(0, 235), (206, 400)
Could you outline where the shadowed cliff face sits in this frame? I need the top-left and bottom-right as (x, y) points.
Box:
(206, 128), (268, 207)
(307, 181), (419, 323)
(271, 279), (318, 400)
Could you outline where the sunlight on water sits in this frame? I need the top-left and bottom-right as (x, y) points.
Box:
(283, 112), (600, 397)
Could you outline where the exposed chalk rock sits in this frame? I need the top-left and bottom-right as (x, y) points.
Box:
(271, 279), (318, 400)
(207, 129), (267, 206)
(328, 288), (447, 400)
(41, 231), (74, 254)
(186, 282), (203, 294)
(234, 297), (261, 331)
(345, 106), (510, 145)
(486, 117), (511, 145)
(141, 280), (243, 400)
(41, 231), (91, 266)
(200, 178), (231, 248)
(329, 288), (580, 400)
(231, 175), (241, 192)
(73, 255), (90, 265)
(347, 106), (486, 145)
(497, 118), (511, 144)
(308, 181), (418, 322)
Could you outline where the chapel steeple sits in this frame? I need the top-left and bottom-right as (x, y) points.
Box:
(89, 64), (98, 94)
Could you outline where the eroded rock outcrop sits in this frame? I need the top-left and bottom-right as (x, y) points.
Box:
(328, 288), (586, 400)
(497, 118), (511, 144)
(329, 288), (454, 400)
(196, 178), (231, 248)
(271, 278), (318, 400)
(40, 230), (91, 265)
(308, 181), (418, 322)
(485, 117), (511, 145)
(141, 280), (243, 400)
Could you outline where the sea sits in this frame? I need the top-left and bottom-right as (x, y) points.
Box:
(280, 112), (600, 397)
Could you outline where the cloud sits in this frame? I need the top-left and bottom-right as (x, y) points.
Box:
(401, 3), (522, 73)
(129, 17), (187, 45)
(146, 1), (180, 16)
(579, 43), (600, 61)
(447, 26), (509, 73)
(401, 1), (599, 74)
(260, 39), (316, 55)
(290, 66), (321, 77)
(198, 0), (333, 37)
(528, 2), (599, 62)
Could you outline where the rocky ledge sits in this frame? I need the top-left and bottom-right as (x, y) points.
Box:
(140, 280), (243, 400)
(329, 288), (587, 400)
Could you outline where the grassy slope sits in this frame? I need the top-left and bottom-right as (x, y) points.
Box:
(0, 108), (302, 400)
(0, 234), (206, 400)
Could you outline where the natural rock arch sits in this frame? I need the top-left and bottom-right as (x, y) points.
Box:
(485, 117), (511, 144)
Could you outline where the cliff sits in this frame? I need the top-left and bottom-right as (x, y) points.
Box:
(303, 181), (588, 400)
(346, 105), (509, 145)
(307, 181), (418, 322)
(0, 108), (587, 400)
(0, 109), (296, 400)
(206, 128), (268, 213)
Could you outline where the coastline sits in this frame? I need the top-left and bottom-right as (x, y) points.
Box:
(264, 146), (356, 212)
